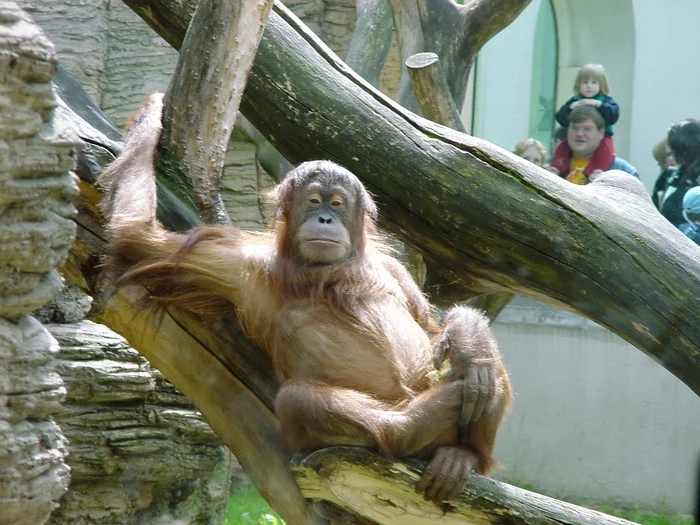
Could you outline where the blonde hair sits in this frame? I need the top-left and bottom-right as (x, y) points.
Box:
(513, 138), (547, 166)
(574, 63), (610, 96)
(651, 138), (670, 167)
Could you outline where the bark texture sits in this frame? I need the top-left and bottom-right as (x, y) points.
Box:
(123, 0), (700, 396)
(159, 0), (273, 224)
(293, 447), (638, 525)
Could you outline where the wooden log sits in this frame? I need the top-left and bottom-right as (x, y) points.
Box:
(406, 52), (465, 132)
(293, 447), (638, 525)
(122, 0), (700, 396)
(159, 0), (273, 224)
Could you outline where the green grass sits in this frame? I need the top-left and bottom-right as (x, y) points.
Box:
(223, 484), (694, 525)
(599, 504), (693, 525)
(224, 485), (285, 525)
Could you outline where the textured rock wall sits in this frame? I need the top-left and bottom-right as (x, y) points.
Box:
(1, 3), (234, 523)
(0, 2), (80, 523)
(45, 320), (231, 525)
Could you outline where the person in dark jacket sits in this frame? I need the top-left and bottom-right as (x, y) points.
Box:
(657, 118), (700, 227)
(551, 64), (620, 178)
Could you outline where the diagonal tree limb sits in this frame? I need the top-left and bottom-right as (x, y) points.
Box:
(345, 0), (395, 88)
(461, 0), (532, 52)
(159, 0), (273, 224)
(94, 288), (316, 525)
(122, 0), (700, 396)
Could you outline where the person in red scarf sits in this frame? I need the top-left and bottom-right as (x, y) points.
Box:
(551, 63), (619, 179)
(552, 106), (638, 185)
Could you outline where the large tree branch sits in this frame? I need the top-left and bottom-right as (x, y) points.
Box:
(122, 0), (700, 396)
(292, 447), (637, 525)
(461, 0), (531, 51)
(94, 289), (316, 524)
(345, 0), (395, 88)
(406, 52), (465, 132)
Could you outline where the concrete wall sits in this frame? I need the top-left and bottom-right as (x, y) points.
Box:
(493, 298), (700, 513)
(629, 0), (700, 189)
(471, 0), (541, 153)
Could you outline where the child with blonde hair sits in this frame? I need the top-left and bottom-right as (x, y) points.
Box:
(513, 138), (547, 166)
(550, 63), (620, 178)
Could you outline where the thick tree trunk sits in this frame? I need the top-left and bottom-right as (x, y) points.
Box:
(345, 0), (395, 88)
(122, 0), (700, 397)
(159, 0), (273, 224)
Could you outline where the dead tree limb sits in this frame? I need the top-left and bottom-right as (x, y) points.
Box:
(389, 0), (531, 110)
(345, 0), (395, 88)
(406, 52), (465, 132)
(159, 0), (273, 224)
(293, 447), (638, 525)
(123, 0), (700, 396)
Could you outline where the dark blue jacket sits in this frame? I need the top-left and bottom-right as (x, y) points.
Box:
(657, 167), (700, 227)
(556, 94), (620, 136)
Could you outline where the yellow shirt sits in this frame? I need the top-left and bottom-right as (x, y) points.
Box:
(567, 157), (590, 185)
